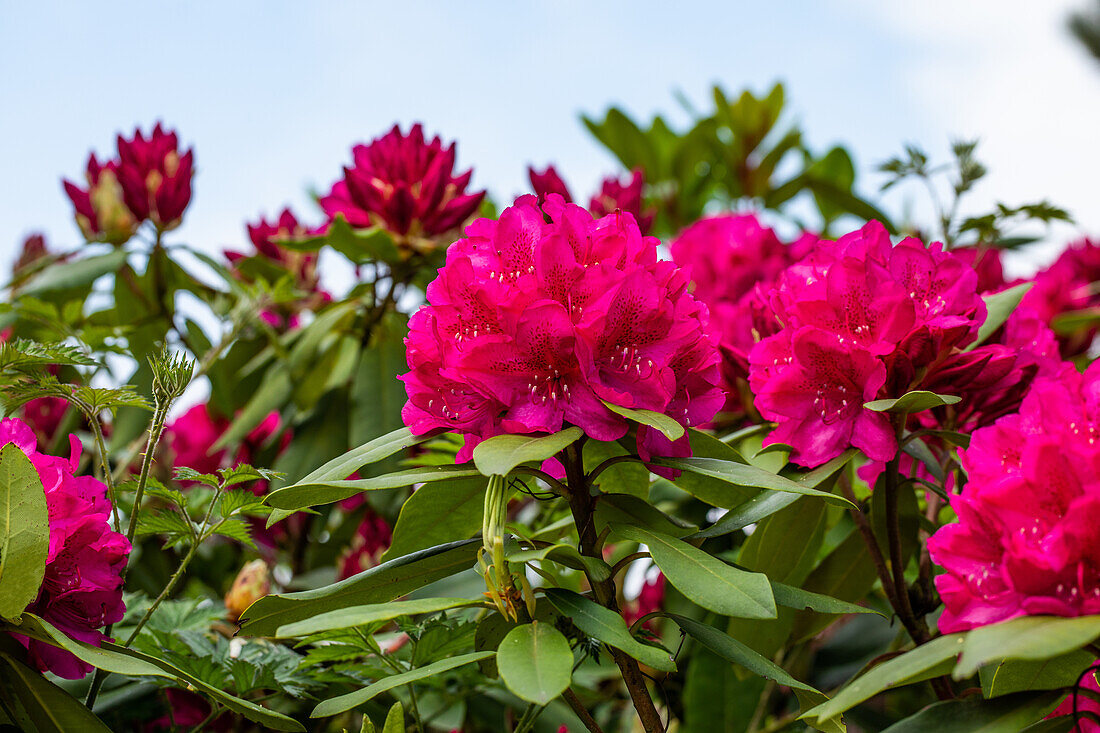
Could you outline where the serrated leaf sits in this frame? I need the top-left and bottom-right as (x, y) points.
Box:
(472, 427), (583, 477)
(0, 444), (49, 620)
(864, 391), (960, 414)
(311, 651), (494, 717)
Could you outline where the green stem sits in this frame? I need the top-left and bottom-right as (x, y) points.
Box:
(86, 415), (121, 535)
(125, 404), (169, 543)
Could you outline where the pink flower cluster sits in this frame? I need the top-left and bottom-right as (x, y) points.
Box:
(929, 360), (1100, 633)
(2, 418), (129, 679)
(400, 195), (723, 468)
(1020, 236), (1100, 357)
(63, 123), (193, 242)
(529, 165), (656, 235)
(338, 512), (393, 580)
(320, 123), (485, 242)
(669, 214), (817, 415)
(748, 221), (989, 467)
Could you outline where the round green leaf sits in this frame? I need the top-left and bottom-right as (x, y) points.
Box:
(497, 621), (574, 705)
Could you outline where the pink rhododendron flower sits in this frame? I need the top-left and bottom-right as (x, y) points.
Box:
(339, 512), (393, 579)
(320, 123), (485, 242)
(1, 418), (129, 679)
(1020, 237), (1100, 357)
(528, 165), (656, 235)
(401, 195), (723, 469)
(1049, 667), (1100, 732)
(929, 361), (1100, 633)
(622, 568), (666, 628)
(114, 123), (194, 230)
(748, 221), (993, 468)
(669, 214), (817, 417)
(63, 153), (139, 244)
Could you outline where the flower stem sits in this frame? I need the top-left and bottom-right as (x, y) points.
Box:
(125, 403), (169, 543)
(561, 443), (665, 733)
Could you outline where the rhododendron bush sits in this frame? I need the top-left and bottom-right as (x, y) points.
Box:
(3, 83), (1100, 733)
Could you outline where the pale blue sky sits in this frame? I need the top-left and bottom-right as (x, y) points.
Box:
(2, 0), (1097, 278)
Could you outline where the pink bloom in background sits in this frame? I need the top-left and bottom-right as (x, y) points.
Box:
(62, 154), (139, 244)
(1, 418), (129, 679)
(622, 568), (666, 628)
(1050, 667), (1100, 732)
(320, 123), (485, 243)
(747, 221), (997, 468)
(528, 165), (656, 235)
(929, 360), (1100, 633)
(115, 123), (194, 230)
(339, 512), (393, 580)
(63, 122), (193, 241)
(13, 233), (52, 275)
(165, 404), (286, 494)
(1020, 236), (1100, 358)
(400, 195), (723, 469)
(669, 214), (817, 415)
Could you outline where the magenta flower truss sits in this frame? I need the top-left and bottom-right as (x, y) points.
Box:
(400, 195), (724, 469)
(1, 418), (129, 679)
(528, 165), (656, 235)
(114, 123), (194, 230)
(63, 123), (193, 240)
(320, 123), (485, 241)
(929, 361), (1100, 633)
(1020, 236), (1100, 357)
(748, 221), (992, 467)
(670, 213), (816, 415)
(338, 512), (393, 580)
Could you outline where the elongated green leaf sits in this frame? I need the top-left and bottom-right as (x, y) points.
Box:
(880, 691), (1063, 733)
(584, 438), (649, 499)
(790, 530), (880, 641)
(381, 701), (404, 733)
(382, 477), (486, 560)
(0, 651), (113, 732)
(595, 493), (696, 539)
(293, 426), (430, 487)
(20, 249), (128, 296)
(653, 457), (854, 508)
(472, 428), (583, 476)
(9, 614), (303, 731)
(671, 429), (757, 510)
(688, 450), (858, 540)
(865, 391), (960, 413)
(667, 615), (819, 692)
(956, 615), (1100, 678)
(613, 524), (776, 619)
(240, 539), (480, 636)
(770, 580), (882, 617)
(982, 650), (1094, 698)
(543, 588), (675, 672)
(969, 282), (1034, 349)
(0, 444), (49, 620)
(802, 634), (966, 726)
(214, 366), (291, 449)
(498, 621), (574, 705)
(276, 597), (484, 637)
(602, 402), (684, 441)
(266, 464), (483, 510)
(312, 651), (494, 717)
(507, 544), (612, 583)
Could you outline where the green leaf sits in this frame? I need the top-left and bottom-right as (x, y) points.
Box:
(682, 645), (764, 733)
(982, 650), (1094, 697)
(239, 539), (480, 636)
(584, 439), (649, 499)
(381, 701), (404, 733)
(671, 428), (757, 510)
(382, 477), (486, 560)
(656, 456), (855, 508)
(880, 691), (1063, 733)
(472, 428), (583, 477)
(276, 597), (483, 637)
(790, 529), (879, 641)
(0, 444), (49, 620)
(769, 580), (882, 617)
(0, 651), (113, 732)
(865, 391), (961, 413)
(969, 283), (1034, 350)
(311, 651), (494, 717)
(956, 615), (1100, 678)
(507, 543), (612, 583)
(595, 493), (696, 539)
(497, 621), (574, 705)
(265, 464), (483, 510)
(10, 614), (304, 731)
(324, 215), (402, 265)
(667, 615), (819, 693)
(802, 176), (898, 233)
(19, 249), (128, 296)
(612, 524), (776, 619)
(277, 426), (433, 492)
(214, 365), (291, 450)
(801, 634), (965, 726)
(543, 588), (676, 672)
(350, 313), (409, 460)
(601, 401), (685, 441)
